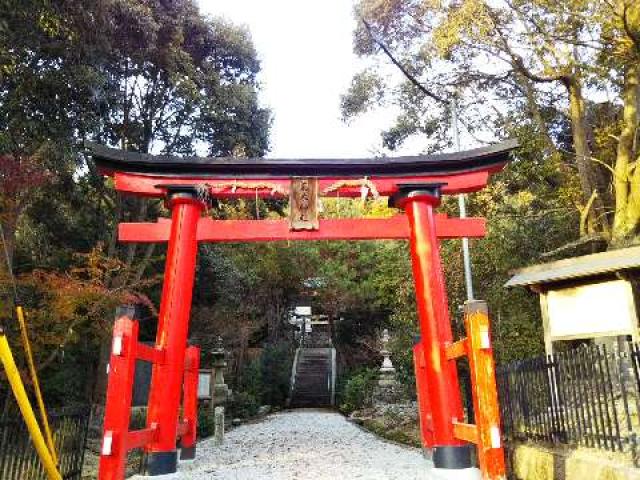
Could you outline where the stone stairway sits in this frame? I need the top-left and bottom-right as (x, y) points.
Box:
(290, 348), (333, 407)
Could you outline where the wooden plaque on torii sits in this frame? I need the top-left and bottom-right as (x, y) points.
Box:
(289, 177), (319, 231)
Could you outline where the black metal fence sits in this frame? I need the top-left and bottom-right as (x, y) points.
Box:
(497, 343), (640, 465)
(0, 405), (90, 480)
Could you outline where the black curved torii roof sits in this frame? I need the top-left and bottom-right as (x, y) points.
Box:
(85, 139), (518, 178)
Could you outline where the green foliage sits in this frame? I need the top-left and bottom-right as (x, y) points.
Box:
(340, 69), (384, 120)
(229, 342), (293, 418)
(349, 0), (640, 243)
(197, 408), (217, 439)
(237, 359), (263, 403)
(339, 367), (378, 414)
(228, 391), (260, 420)
(259, 343), (294, 407)
(129, 408), (146, 430)
(1, 0), (617, 416)
(0, 0), (272, 408)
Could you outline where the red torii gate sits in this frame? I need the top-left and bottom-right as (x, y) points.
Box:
(88, 140), (517, 480)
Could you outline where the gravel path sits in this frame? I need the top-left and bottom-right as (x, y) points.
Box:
(134, 409), (437, 479)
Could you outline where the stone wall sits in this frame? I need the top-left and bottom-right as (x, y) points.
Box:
(508, 443), (640, 480)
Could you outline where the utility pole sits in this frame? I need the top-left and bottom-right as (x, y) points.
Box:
(452, 98), (474, 301)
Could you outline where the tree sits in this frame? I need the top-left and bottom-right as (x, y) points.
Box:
(0, 0), (272, 403)
(83, 1), (271, 292)
(94, 1), (270, 157)
(346, 0), (640, 246)
(0, 0), (105, 267)
(0, 0), (271, 282)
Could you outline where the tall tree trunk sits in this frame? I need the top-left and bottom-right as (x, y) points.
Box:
(612, 62), (640, 244)
(566, 77), (609, 235)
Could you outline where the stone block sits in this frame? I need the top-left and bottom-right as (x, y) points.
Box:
(513, 444), (554, 480)
(214, 406), (225, 446)
(510, 443), (640, 480)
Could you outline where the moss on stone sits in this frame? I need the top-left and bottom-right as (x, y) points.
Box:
(359, 418), (422, 448)
(513, 445), (554, 480)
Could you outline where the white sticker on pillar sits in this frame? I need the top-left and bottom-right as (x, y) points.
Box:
(102, 431), (113, 456)
(112, 335), (123, 356)
(490, 426), (501, 448)
(480, 328), (491, 349)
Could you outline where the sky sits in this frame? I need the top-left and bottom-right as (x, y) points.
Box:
(197, 0), (419, 159)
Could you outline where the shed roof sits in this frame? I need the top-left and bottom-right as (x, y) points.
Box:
(505, 246), (640, 288)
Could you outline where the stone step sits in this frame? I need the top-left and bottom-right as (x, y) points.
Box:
(294, 382), (328, 388)
(290, 347), (334, 408)
(294, 382), (329, 388)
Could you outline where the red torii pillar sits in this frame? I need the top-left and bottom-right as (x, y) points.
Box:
(391, 183), (472, 470)
(145, 186), (206, 474)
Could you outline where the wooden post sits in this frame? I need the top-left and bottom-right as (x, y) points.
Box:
(464, 300), (506, 480)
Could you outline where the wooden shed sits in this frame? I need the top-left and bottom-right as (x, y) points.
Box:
(505, 246), (640, 354)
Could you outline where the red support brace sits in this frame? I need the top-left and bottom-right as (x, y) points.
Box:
(145, 190), (204, 475)
(99, 307), (203, 479)
(126, 427), (158, 451)
(180, 346), (200, 460)
(99, 308), (139, 480)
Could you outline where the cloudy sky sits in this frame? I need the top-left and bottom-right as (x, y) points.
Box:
(198, 0), (419, 159)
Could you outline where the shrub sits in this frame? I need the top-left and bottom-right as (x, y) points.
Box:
(259, 343), (293, 406)
(237, 358), (263, 402)
(228, 391), (260, 419)
(197, 408), (216, 438)
(339, 367), (378, 413)
(232, 341), (294, 415)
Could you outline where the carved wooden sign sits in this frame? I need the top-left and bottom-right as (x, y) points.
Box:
(289, 177), (319, 230)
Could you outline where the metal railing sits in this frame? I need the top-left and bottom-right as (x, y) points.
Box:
(0, 405), (90, 479)
(497, 343), (640, 466)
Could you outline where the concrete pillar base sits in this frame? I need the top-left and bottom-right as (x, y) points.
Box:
(423, 454), (481, 480)
(180, 446), (196, 460)
(433, 445), (473, 469)
(147, 451), (178, 475)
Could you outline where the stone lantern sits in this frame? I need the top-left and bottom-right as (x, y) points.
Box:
(211, 336), (230, 407)
(372, 329), (402, 405)
(378, 329), (396, 386)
